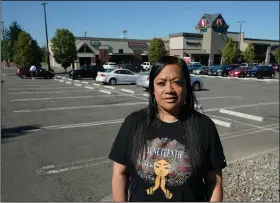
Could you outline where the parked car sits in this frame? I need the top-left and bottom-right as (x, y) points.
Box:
(136, 72), (204, 91)
(188, 64), (203, 73)
(136, 71), (150, 91)
(193, 66), (208, 75)
(122, 64), (144, 73)
(68, 65), (105, 80)
(245, 65), (275, 79)
(96, 68), (138, 85)
(207, 65), (220, 76)
(16, 66), (54, 79)
(229, 67), (247, 77)
(103, 62), (117, 70)
(216, 64), (240, 77)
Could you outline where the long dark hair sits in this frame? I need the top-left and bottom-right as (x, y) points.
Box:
(129, 56), (206, 176)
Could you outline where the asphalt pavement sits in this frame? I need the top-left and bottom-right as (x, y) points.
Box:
(1, 68), (279, 201)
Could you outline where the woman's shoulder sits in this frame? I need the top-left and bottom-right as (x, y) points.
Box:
(194, 110), (216, 128)
(124, 108), (148, 124)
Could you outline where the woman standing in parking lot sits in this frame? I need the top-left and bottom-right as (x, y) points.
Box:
(109, 56), (227, 202)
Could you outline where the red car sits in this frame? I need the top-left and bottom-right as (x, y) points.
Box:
(229, 67), (247, 78)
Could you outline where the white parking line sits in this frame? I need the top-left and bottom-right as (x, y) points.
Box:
(208, 114), (279, 133)
(13, 102), (148, 113)
(56, 76), (61, 78)
(99, 89), (112, 94)
(221, 125), (279, 140)
(220, 123), (279, 137)
(92, 83), (100, 86)
(121, 89), (135, 94)
(104, 86), (115, 89)
(82, 81), (89, 84)
(36, 157), (111, 175)
(73, 80), (80, 83)
(210, 118), (233, 128)
(65, 81), (72, 84)
(143, 93), (149, 97)
(85, 86), (94, 90)
(10, 94), (147, 102)
(8, 90), (96, 94)
(62, 77), (66, 79)
(219, 109), (264, 122)
(74, 83), (82, 87)
(58, 80), (64, 82)
(54, 78), (58, 81)
(8, 86), (76, 90)
(203, 102), (279, 113)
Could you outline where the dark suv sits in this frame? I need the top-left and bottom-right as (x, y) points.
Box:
(245, 66), (275, 79)
(16, 66), (55, 79)
(68, 65), (105, 79)
(216, 64), (240, 77)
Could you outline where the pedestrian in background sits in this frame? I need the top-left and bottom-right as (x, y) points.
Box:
(109, 56), (227, 202)
(30, 64), (37, 79)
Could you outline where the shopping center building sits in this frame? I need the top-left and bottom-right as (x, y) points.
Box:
(49, 13), (279, 68)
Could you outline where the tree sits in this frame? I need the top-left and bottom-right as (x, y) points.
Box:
(4, 21), (24, 60)
(244, 43), (256, 63)
(148, 38), (166, 64)
(273, 48), (280, 64)
(50, 29), (77, 72)
(221, 38), (238, 64)
(13, 31), (42, 67)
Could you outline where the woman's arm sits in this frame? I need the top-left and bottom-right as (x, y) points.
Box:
(112, 161), (129, 202)
(206, 169), (223, 202)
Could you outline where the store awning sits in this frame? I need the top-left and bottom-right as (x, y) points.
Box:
(184, 50), (209, 56)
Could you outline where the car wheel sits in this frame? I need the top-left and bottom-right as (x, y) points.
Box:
(21, 74), (26, 79)
(77, 74), (82, 80)
(222, 72), (227, 77)
(109, 78), (117, 85)
(192, 82), (200, 91)
(270, 73), (275, 79)
(257, 73), (262, 79)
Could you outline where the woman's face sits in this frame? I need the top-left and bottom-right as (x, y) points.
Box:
(153, 64), (186, 113)
(154, 159), (171, 177)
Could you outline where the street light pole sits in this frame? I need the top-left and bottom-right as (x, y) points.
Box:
(237, 21), (245, 62)
(42, 2), (51, 71)
(1, 21), (10, 67)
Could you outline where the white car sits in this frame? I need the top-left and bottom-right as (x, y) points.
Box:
(136, 73), (204, 91)
(103, 62), (117, 70)
(96, 69), (138, 85)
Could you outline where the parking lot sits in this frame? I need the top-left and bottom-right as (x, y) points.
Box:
(1, 71), (279, 201)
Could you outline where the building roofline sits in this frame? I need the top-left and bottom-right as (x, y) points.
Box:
(75, 37), (151, 42)
(244, 37), (279, 43)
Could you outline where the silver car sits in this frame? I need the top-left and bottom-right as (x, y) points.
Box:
(136, 71), (150, 91)
(96, 68), (138, 85)
(136, 72), (204, 91)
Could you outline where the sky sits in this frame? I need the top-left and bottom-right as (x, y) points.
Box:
(2, 1), (279, 46)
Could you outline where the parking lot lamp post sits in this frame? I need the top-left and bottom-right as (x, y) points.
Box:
(237, 21), (246, 63)
(1, 21), (10, 67)
(42, 2), (51, 71)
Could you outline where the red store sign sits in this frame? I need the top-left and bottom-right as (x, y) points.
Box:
(128, 42), (146, 47)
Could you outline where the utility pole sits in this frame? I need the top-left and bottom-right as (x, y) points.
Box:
(237, 21), (245, 63)
(42, 2), (51, 71)
(1, 21), (10, 67)
(85, 31), (87, 37)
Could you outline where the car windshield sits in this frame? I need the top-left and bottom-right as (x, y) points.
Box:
(78, 66), (87, 70)
(234, 67), (242, 71)
(105, 69), (114, 72)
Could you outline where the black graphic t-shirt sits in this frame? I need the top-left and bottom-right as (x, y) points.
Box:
(109, 109), (227, 202)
